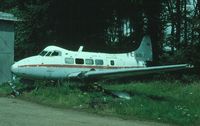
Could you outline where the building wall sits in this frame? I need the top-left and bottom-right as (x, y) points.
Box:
(0, 21), (14, 84)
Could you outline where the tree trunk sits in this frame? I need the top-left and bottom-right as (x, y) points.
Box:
(171, 22), (175, 54)
(198, 0), (200, 42)
(166, 0), (176, 54)
(144, 0), (162, 65)
(176, 0), (181, 48)
(184, 0), (187, 46)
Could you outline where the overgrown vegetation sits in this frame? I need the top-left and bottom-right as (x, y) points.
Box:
(1, 78), (200, 126)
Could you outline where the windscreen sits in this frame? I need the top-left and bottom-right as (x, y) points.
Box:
(39, 51), (48, 56)
(39, 50), (61, 56)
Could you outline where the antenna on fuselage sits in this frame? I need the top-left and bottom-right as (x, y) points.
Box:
(78, 46), (84, 52)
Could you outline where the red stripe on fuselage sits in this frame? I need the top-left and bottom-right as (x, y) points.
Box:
(18, 64), (145, 69)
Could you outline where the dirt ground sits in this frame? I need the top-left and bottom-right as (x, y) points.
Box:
(0, 97), (172, 126)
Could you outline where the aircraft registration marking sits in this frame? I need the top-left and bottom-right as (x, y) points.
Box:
(127, 52), (135, 57)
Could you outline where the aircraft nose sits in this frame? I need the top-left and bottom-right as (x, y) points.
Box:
(11, 63), (19, 74)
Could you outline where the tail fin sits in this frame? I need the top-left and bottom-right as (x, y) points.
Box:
(134, 35), (152, 61)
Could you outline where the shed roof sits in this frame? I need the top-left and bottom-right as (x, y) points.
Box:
(0, 12), (18, 21)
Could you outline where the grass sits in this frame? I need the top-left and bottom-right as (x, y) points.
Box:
(0, 82), (13, 96)
(1, 79), (200, 126)
(104, 81), (200, 125)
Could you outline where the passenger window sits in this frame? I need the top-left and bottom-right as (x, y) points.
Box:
(110, 60), (115, 66)
(51, 51), (60, 56)
(75, 58), (84, 64)
(95, 59), (104, 65)
(65, 58), (74, 64)
(85, 59), (94, 65)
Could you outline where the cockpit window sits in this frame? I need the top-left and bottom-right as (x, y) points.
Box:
(51, 51), (60, 56)
(39, 50), (61, 56)
(39, 51), (48, 56)
(46, 52), (52, 56)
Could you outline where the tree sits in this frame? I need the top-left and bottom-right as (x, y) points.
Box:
(1, 0), (199, 68)
(144, 0), (162, 65)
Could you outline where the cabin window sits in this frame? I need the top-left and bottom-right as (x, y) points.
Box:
(51, 51), (60, 56)
(39, 51), (48, 56)
(85, 59), (94, 65)
(65, 58), (74, 64)
(75, 58), (84, 64)
(110, 60), (115, 66)
(95, 59), (104, 65)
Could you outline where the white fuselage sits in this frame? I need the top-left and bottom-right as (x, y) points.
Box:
(11, 46), (146, 79)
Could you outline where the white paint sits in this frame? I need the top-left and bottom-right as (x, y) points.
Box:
(11, 35), (191, 80)
(11, 36), (152, 79)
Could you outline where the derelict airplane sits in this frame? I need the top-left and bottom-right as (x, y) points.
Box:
(11, 35), (193, 81)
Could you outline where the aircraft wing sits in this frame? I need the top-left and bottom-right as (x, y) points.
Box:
(68, 64), (193, 80)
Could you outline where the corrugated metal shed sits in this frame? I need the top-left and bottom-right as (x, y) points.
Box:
(0, 12), (17, 84)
